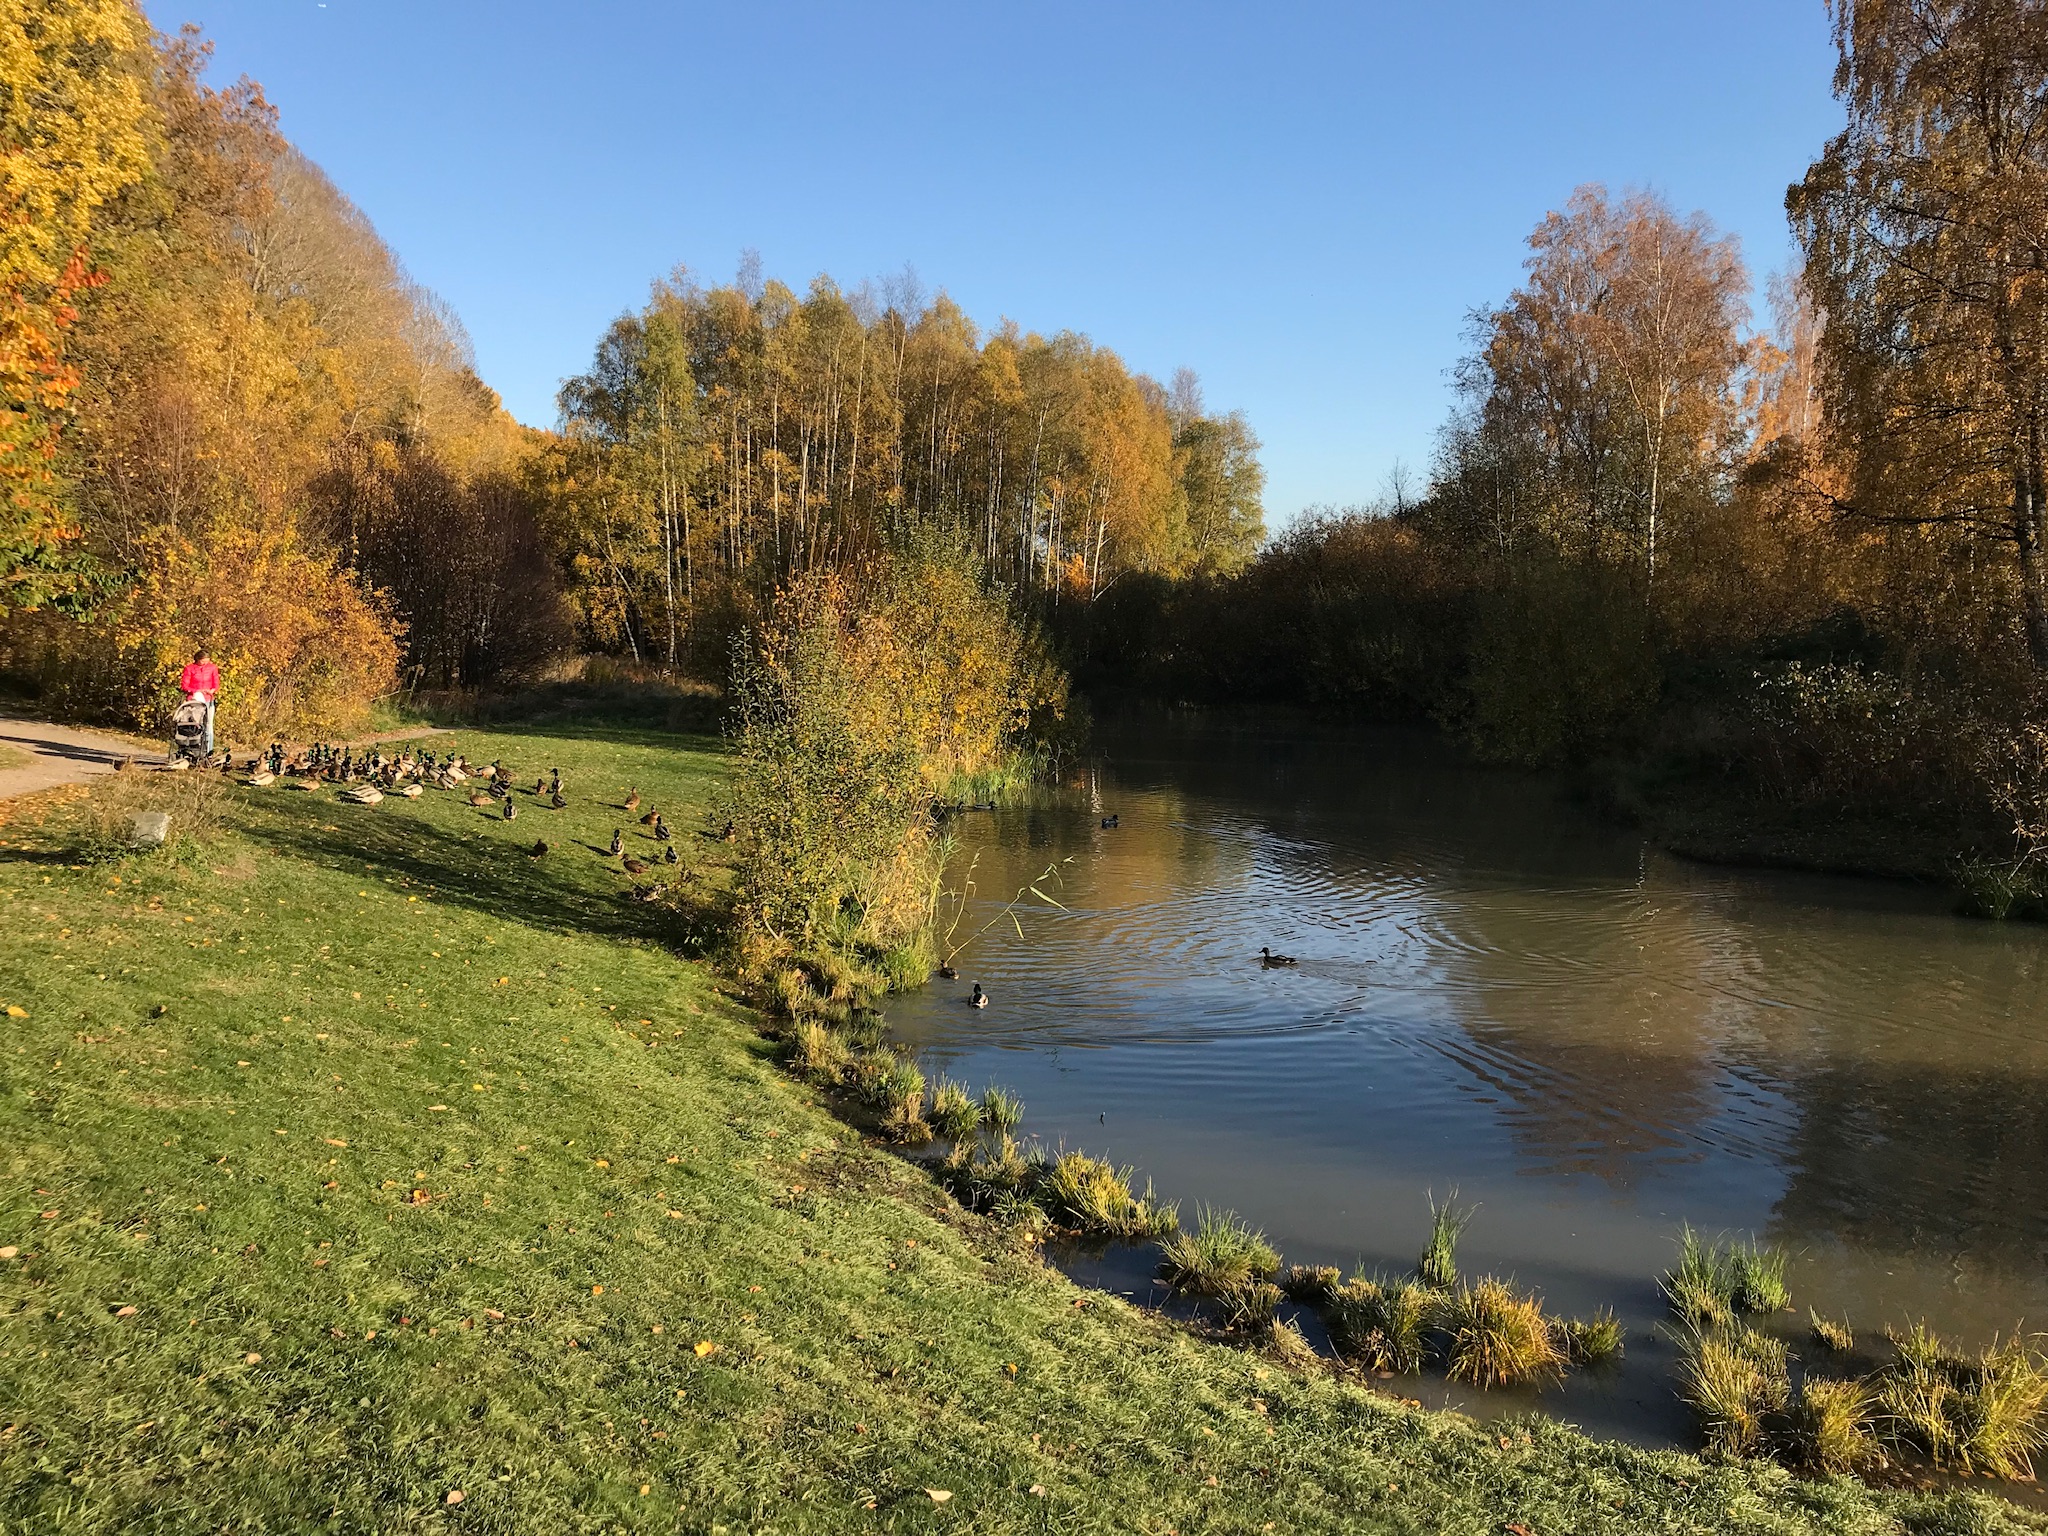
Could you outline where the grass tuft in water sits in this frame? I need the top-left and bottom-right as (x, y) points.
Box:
(785, 1018), (848, 1079)
(1278, 1265), (1342, 1306)
(1785, 1376), (1883, 1475)
(1157, 1207), (1281, 1298)
(1417, 1189), (1476, 1290)
(1877, 1327), (2048, 1480)
(1442, 1278), (1566, 1390)
(1037, 1152), (1177, 1239)
(927, 1078), (982, 1144)
(979, 1085), (1024, 1138)
(1327, 1274), (1443, 1375)
(1663, 1227), (1787, 1326)
(1556, 1309), (1625, 1367)
(1729, 1240), (1791, 1315)
(1678, 1324), (1791, 1460)
(1809, 1309), (1855, 1354)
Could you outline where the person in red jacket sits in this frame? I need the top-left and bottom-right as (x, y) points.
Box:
(178, 648), (220, 755)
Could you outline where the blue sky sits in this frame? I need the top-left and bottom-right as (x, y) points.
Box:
(173, 1), (1843, 525)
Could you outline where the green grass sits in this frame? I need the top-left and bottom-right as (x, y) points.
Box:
(1417, 1189), (1475, 1290)
(0, 719), (2042, 1532)
(1442, 1279), (1567, 1390)
(1157, 1207), (1280, 1298)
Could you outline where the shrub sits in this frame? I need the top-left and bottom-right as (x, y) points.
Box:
(1158, 1207), (1280, 1298)
(1442, 1279), (1566, 1390)
(73, 763), (230, 862)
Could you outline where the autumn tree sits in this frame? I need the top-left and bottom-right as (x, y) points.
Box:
(1790, 0), (2048, 664)
(1438, 185), (1752, 581)
(0, 0), (150, 609)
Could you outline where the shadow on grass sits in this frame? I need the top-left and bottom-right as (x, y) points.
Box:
(235, 794), (720, 957)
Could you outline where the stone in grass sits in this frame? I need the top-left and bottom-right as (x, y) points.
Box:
(130, 811), (171, 848)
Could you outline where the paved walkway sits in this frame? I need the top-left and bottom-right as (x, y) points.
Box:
(0, 716), (163, 801)
(0, 717), (455, 802)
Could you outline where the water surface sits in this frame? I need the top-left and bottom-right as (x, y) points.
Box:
(890, 715), (2048, 1448)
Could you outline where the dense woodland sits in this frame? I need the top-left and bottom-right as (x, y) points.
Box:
(8, 0), (2048, 891)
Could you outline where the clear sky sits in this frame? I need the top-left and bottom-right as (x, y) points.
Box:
(171, 0), (1844, 525)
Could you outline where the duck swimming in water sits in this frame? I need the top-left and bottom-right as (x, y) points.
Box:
(1259, 947), (1297, 967)
(970, 983), (989, 1009)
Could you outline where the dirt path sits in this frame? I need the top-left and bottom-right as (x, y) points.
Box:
(0, 717), (163, 801)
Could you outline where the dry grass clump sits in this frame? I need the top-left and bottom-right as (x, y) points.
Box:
(927, 1078), (982, 1143)
(1038, 1152), (1177, 1240)
(1809, 1310), (1854, 1354)
(75, 764), (231, 860)
(1327, 1274), (1443, 1375)
(1278, 1265), (1342, 1306)
(1442, 1279), (1567, 1389)
(1878, 1325), (2048, 1480)
(1784, 1376), (1883, 1475)
(1158, 1207), (1280, 1298)
(785, 1019), (848, 1079)
(1679, 1324), (1791, 1459)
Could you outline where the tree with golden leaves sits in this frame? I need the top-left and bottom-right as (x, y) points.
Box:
(1791, 0), (2048, 664)
(0, 0), (150, 609)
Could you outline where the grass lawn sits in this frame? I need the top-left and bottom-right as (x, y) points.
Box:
(0, 720), (2036, 1534)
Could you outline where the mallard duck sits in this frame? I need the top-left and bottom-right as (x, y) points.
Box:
(662, 844), (679, 865)
(607, 829), (623, 856)
(532, 775), (546, 797)
(1100, 814), (1119, 829)
(395, 783), (423, 799)
(639, 807), (660, 826)
(936, 964), (958, 980)
(653, 816), (671, 841)
(528, 839), (549, 857)
(622, 855), (649, 875)
(341, 784), (384, 806)
(244, 769), (276, 787)
(1259, 947), (1297, 968)
(468, 791), (494, 808)
(970, 983), (989, 1009)
(628, 883), (668, 903)
(501, 799), (517, 821)
(624, 788), (641, 813)
(549, 788), (567, 810)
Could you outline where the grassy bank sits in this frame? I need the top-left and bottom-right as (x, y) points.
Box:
(0, 720), (2037, 1533)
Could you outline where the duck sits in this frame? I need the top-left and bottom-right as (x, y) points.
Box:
(639, 807), (661, 827)
(970, 983), (989, 1009)
(662, 844), (679, 865)
(622, 855), (649, 876)
(468, 791), (495, 808)
(528, 839), (549, 857)
(624, 788), (641, 813)
(936, 964), (958, 980)
(501, 799), (517, 821)
(1100, 814), (1119, 829)
(607, 829), (624, 857)
(1259, 947), (1297, 968)
(652, 815), (671, 841)
(549, 788), (567, 810)
(532, 775), (546, 797)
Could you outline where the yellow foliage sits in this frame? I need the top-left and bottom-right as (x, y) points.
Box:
(118, 513), (400, 738)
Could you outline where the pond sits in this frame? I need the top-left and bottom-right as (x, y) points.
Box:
(887, 713), (2048, 1452)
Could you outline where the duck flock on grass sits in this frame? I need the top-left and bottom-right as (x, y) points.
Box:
(228, 743), (697, 904)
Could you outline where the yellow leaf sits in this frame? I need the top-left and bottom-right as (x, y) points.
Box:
(693, 1340), (717, 1357)
(5, 1005), (26, 1018)
(925, 1489), (952, 1504)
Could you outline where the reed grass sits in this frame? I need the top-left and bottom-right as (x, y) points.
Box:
(1785, 1377), (1883, 1475)
(1557, 1309), (1625, 1366)
(1809, 1310), (1855, 1354)
(1222, 1280), (1285, 1334)
(927, 1077), (982, 1143)
(1418, 1190), (1477, 1290)
(1678, 1325), (1791, 1460)
(1663, 1228), (1788, 1328)
(979, 1085), (1024, 1137)
(1729, 1240), (1791, 1315)
(1158, 1207), (1281, 1298)
(785, 1018), (848, 1078)
(1877, 1328), (2048, 1480)
(1327, 1275), (1443, 1375)
(1037, 1152), (1178, 1239)
(1442, 1279), (1566, 1390)
(1278, 1265), (1342, 1306)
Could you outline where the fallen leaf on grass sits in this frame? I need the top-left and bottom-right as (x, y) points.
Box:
(925, 1489), (952, 1504)
(693, 1340), (717, 1357)
(485, 1309), (505, 1321)
(243, 1352), (261, 1364)
(324, 1138), (347, 1147)
(114, 1305), (137, 1318)
(1506, 1526), (1534, 1536)
(5, 1006), (25, 1018)
(0, 1247), (18, 1260)
(445, 1489), (464, 1505)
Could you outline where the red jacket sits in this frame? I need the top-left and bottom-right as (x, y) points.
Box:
(179, 661), (220, 701)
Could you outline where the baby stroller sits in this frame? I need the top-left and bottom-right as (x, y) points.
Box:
(169, 696), (211, 764)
